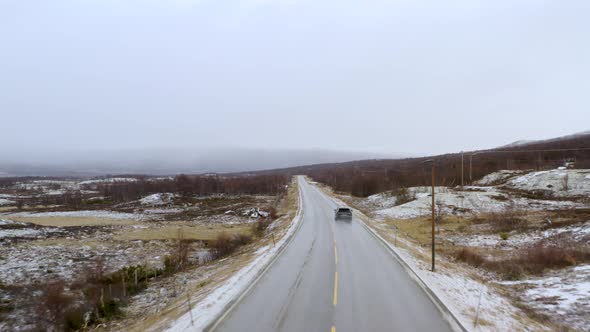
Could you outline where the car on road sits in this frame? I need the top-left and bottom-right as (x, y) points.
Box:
(334, 207), (353, 220)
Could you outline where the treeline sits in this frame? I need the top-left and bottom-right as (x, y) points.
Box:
(98, 174), (290, 203)
(255, 133), (590, 197)
(307, 148), (590, 197)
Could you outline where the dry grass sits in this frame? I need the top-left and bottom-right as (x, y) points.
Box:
(454, 246), (590, 280)
(114, 224), (253, 241)
(7, 216), (139, 227)
(384, 215), (471, 246)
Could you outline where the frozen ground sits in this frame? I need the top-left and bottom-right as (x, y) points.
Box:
(78, 177), (138, 185)
(0, 198), (15, 206)
(474, 170), (530, 186)
(5, 210), (144, 220)
(0, 227), (61, 239)
(499, 265), (590, 331)
(140, 193), (175, 205)
(374, 187), (581, 220)
(391, 243), (543, 331)
(504, 169), (590, 197)
(448, 221), (590, 249)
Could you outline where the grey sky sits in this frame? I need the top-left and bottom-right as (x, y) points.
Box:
(1, 0), (589, 156)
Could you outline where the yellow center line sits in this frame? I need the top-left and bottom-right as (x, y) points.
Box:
(334, 244), (338, 265)
(331, 326), (336, 332)
(333, 271), (338, 306)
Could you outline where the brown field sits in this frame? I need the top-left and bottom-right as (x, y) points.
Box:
(114, 224), (254, 241)
(7, 216), (140, 227)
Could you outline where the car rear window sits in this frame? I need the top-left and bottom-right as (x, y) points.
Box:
(338, 208), (351, 212)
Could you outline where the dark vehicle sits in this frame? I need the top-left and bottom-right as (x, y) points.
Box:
(334, 207), (353, 220)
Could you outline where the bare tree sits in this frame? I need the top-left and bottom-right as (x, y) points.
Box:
(561, 173), (569, 191)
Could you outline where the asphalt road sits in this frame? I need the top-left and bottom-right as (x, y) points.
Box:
(215, 176), (454, 332)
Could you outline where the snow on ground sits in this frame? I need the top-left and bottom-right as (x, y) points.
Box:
(358, 187), (449, 212)
(15, 180), (80, 191)
(374, 188), (581, 220)
(5, 210), (143, 220)
(448, 221), (590, 248)
(139, 193), (175, 206)
(504, 169), (590, 197)
(0, 228), (60, 239)
(0, 219), (26, 226)
(0, 198), (15, 206)
(474, 170), (530, 186)
(0, 241), (167, 285)
(143, 208), (184, 214)
(499, 265), (590, 331)
(165, 205), (302, 331)
(366, 192), (398, 209)
(78, 177), (138, 185)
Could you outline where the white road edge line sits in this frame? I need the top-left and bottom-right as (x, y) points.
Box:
(204, 178), (306, 332)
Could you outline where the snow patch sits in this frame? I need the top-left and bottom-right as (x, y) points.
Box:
(78, 177), (138, 185)
(0, 198), (15, 206)
(374, 187), (582, 220)
(449, 222), (590, 248)
(139, 193), (175, 206)
(498, 265), (590, 331)
(0, 227), (60, 239)
(505, 169), (590, 197)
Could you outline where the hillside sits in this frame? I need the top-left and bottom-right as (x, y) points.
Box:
(244, 131), (590, 197)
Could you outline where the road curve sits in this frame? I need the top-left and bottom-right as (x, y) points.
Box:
(214, 176), (454, 332)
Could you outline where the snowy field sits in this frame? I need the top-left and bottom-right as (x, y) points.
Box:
(358, 168), (590, 221)
(499, 265), (590, 331)
(0, 175), (292, 331)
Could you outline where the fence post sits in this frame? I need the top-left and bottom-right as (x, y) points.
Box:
(187, 291), (194, 326)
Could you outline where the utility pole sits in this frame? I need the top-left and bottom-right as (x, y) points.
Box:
(431, 162), (435, 272)
(469, 153), (473, 184)
(422, 159), (436, 272)
(461, 151), (464, 190)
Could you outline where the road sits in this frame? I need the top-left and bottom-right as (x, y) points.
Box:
(214, 176), (454, 332)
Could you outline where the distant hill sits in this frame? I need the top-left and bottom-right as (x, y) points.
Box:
(245, 131), (590, 197)
(0, 148), (396, 177)
(501, 130), (590, 149)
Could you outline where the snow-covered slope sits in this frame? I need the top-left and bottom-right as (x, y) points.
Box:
(504, 169), (590, 197)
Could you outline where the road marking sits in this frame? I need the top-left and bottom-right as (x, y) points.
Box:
(331, 326), (336, 332)
(334, 244), (338, 265)
(333, 271), (338, 306)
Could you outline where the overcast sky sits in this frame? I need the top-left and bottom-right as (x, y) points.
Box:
(1, 0), (589, 157)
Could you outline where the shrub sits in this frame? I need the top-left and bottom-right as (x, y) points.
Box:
(252, 219), (271, 237)
(499, 232), (509, 240)
(210, 232), (237, 258)
(233, 233), (253, 246)
(394, 187), (415, 205)
(455, 247), (485, 267)
(36, 280), (75, 331)
(498, 262), (525, 281)
(489, 210), (528, 232)
(210, 232), (254, 259)
(162, 230), (192, 274)
(268, 207), (278, 220)
(519, 246), (589, 273)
